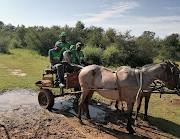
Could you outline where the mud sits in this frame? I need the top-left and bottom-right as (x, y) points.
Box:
(0, 89), (179, 139)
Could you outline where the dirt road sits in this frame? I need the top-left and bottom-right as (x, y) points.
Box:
(0, 89), (179, 139)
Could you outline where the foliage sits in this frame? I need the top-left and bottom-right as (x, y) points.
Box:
(1, 20), (180, 67)
(159, 33), (180, 60)
(83, 46), (103, 65)
(102, 44), (121, 67)
(0, 37), (10, 54)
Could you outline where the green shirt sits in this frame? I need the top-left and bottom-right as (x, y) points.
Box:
(64, 50), (78, 64)
(76, 51), (84, 63)
(55, 41), (70, 51)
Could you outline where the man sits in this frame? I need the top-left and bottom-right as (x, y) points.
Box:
(63, 45), (80, 73)
(49, 41), (65, 88)
(55, 32), (70, 51)
(76, 42), (87, 66)
(63, 45), (79, 65)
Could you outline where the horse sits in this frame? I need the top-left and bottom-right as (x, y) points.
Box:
(77, 61), (177, 134)
(134, 61), (180, 123)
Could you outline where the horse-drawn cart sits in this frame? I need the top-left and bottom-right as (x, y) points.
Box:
(35, 67), (81, 110)
(35, 61), (180, 134)
(35, 65), (180, 111)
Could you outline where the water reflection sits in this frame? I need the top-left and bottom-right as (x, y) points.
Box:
(53, 98), (107, 123)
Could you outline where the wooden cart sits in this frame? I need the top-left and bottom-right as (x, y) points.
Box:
(35, 68), (81, 110)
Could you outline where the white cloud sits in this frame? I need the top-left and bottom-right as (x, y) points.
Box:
(81, 1), (139, 23)
(164, 7), (180, 11)
(127, 15), (180, 23)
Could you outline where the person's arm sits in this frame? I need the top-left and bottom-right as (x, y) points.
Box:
(63, 51), (71, 63)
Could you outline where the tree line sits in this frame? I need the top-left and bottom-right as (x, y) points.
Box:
(0, 20), (180, 68)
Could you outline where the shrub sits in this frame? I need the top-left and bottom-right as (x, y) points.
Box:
(102, 45), (121, 66)
(0, 37), (10, 54)
(10, 39), (23, 48)
(83, 46), (103, 65)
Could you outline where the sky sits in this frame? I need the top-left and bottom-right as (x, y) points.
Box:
(0, 0), (180, 38)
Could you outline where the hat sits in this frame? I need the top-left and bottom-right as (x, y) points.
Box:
(76, 42), (82, 46)
(60, 32), (66, 37)
(70, 45), (76, 53)
(56, 42), (63, 48)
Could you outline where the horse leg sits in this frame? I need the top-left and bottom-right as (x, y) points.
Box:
(144, 95), (151, 121)
(84, 90), (94, 120)
(126, 102), (135, 134)
(134, 97), (143, 125)
(121, 101), (124, 112)
(115, 100), (119, 110)
(77, 89), (89, 120)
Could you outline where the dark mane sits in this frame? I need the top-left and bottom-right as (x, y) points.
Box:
(136, 63), (158, 70)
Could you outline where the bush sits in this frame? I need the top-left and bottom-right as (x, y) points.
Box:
(83, 46), (103, 65)
(10, 39), (23, 48)
(0, 37), (10, 54)
(102, 45), (121, 66)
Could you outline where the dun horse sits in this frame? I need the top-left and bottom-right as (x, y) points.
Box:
(77, 61), (177, 133)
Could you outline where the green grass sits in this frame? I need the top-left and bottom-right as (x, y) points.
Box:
(0, 48), (49, 93)
(139, 94), (180, 137)
(0, 49), (180, 137)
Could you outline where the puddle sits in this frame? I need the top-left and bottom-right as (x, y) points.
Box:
(53, 98), (107, 123)
(0, 90), (38, 110)
(0, 90), (114, 123)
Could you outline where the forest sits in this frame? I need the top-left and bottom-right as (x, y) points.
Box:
(0, 20), (180, 68)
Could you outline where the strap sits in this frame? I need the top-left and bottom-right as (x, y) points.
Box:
(114, 70), (121, 100)
(135, 69), (143, 101)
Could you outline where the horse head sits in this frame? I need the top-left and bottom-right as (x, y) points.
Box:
(161, 61), (180, 89)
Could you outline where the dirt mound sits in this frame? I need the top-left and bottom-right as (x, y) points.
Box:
(0, 89), (178, 139)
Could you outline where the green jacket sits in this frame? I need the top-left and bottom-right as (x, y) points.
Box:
(64, 50), (78, 64)
(76, 51), (84, 63)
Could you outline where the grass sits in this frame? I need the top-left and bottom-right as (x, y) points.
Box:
(0, 48), (49, 93)
(0, 49), (180, 137)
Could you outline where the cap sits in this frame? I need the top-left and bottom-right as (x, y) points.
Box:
(60, 32), (66, 37)
(56, 42), (63, 48)
(76, 42), (83, 47)
(70, 45), (76, 53)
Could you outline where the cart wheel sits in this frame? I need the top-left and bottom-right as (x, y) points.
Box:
(38, 89), (54, 110)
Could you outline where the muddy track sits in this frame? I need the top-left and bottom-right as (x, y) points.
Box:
(0, 89), (178, 139)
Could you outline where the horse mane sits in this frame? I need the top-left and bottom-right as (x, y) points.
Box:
(136, 63), (158, 70)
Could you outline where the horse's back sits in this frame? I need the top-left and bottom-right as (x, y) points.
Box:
(79, 65), (102, 87)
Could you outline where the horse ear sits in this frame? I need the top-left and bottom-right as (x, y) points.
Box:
(172, 60), (179, 67)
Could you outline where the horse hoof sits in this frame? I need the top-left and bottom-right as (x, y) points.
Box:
(126, 127), (135, 134)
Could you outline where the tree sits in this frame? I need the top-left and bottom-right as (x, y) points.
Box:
(75, 21), (85, 30)
(100, 28), (117, 49)
(160, 33), (180, 60)
(0, 21), (4, 29)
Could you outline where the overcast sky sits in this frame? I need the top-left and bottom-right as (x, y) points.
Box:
(0, 0), (180, 38)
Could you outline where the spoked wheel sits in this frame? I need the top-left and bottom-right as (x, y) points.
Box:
(38, 89), (54, 110)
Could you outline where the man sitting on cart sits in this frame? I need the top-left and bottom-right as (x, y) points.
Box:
(48, 41), (65, 88)
(54, 32), (70, 50)
(63, 45), (81, 73)
(75, 42), (88, 66)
